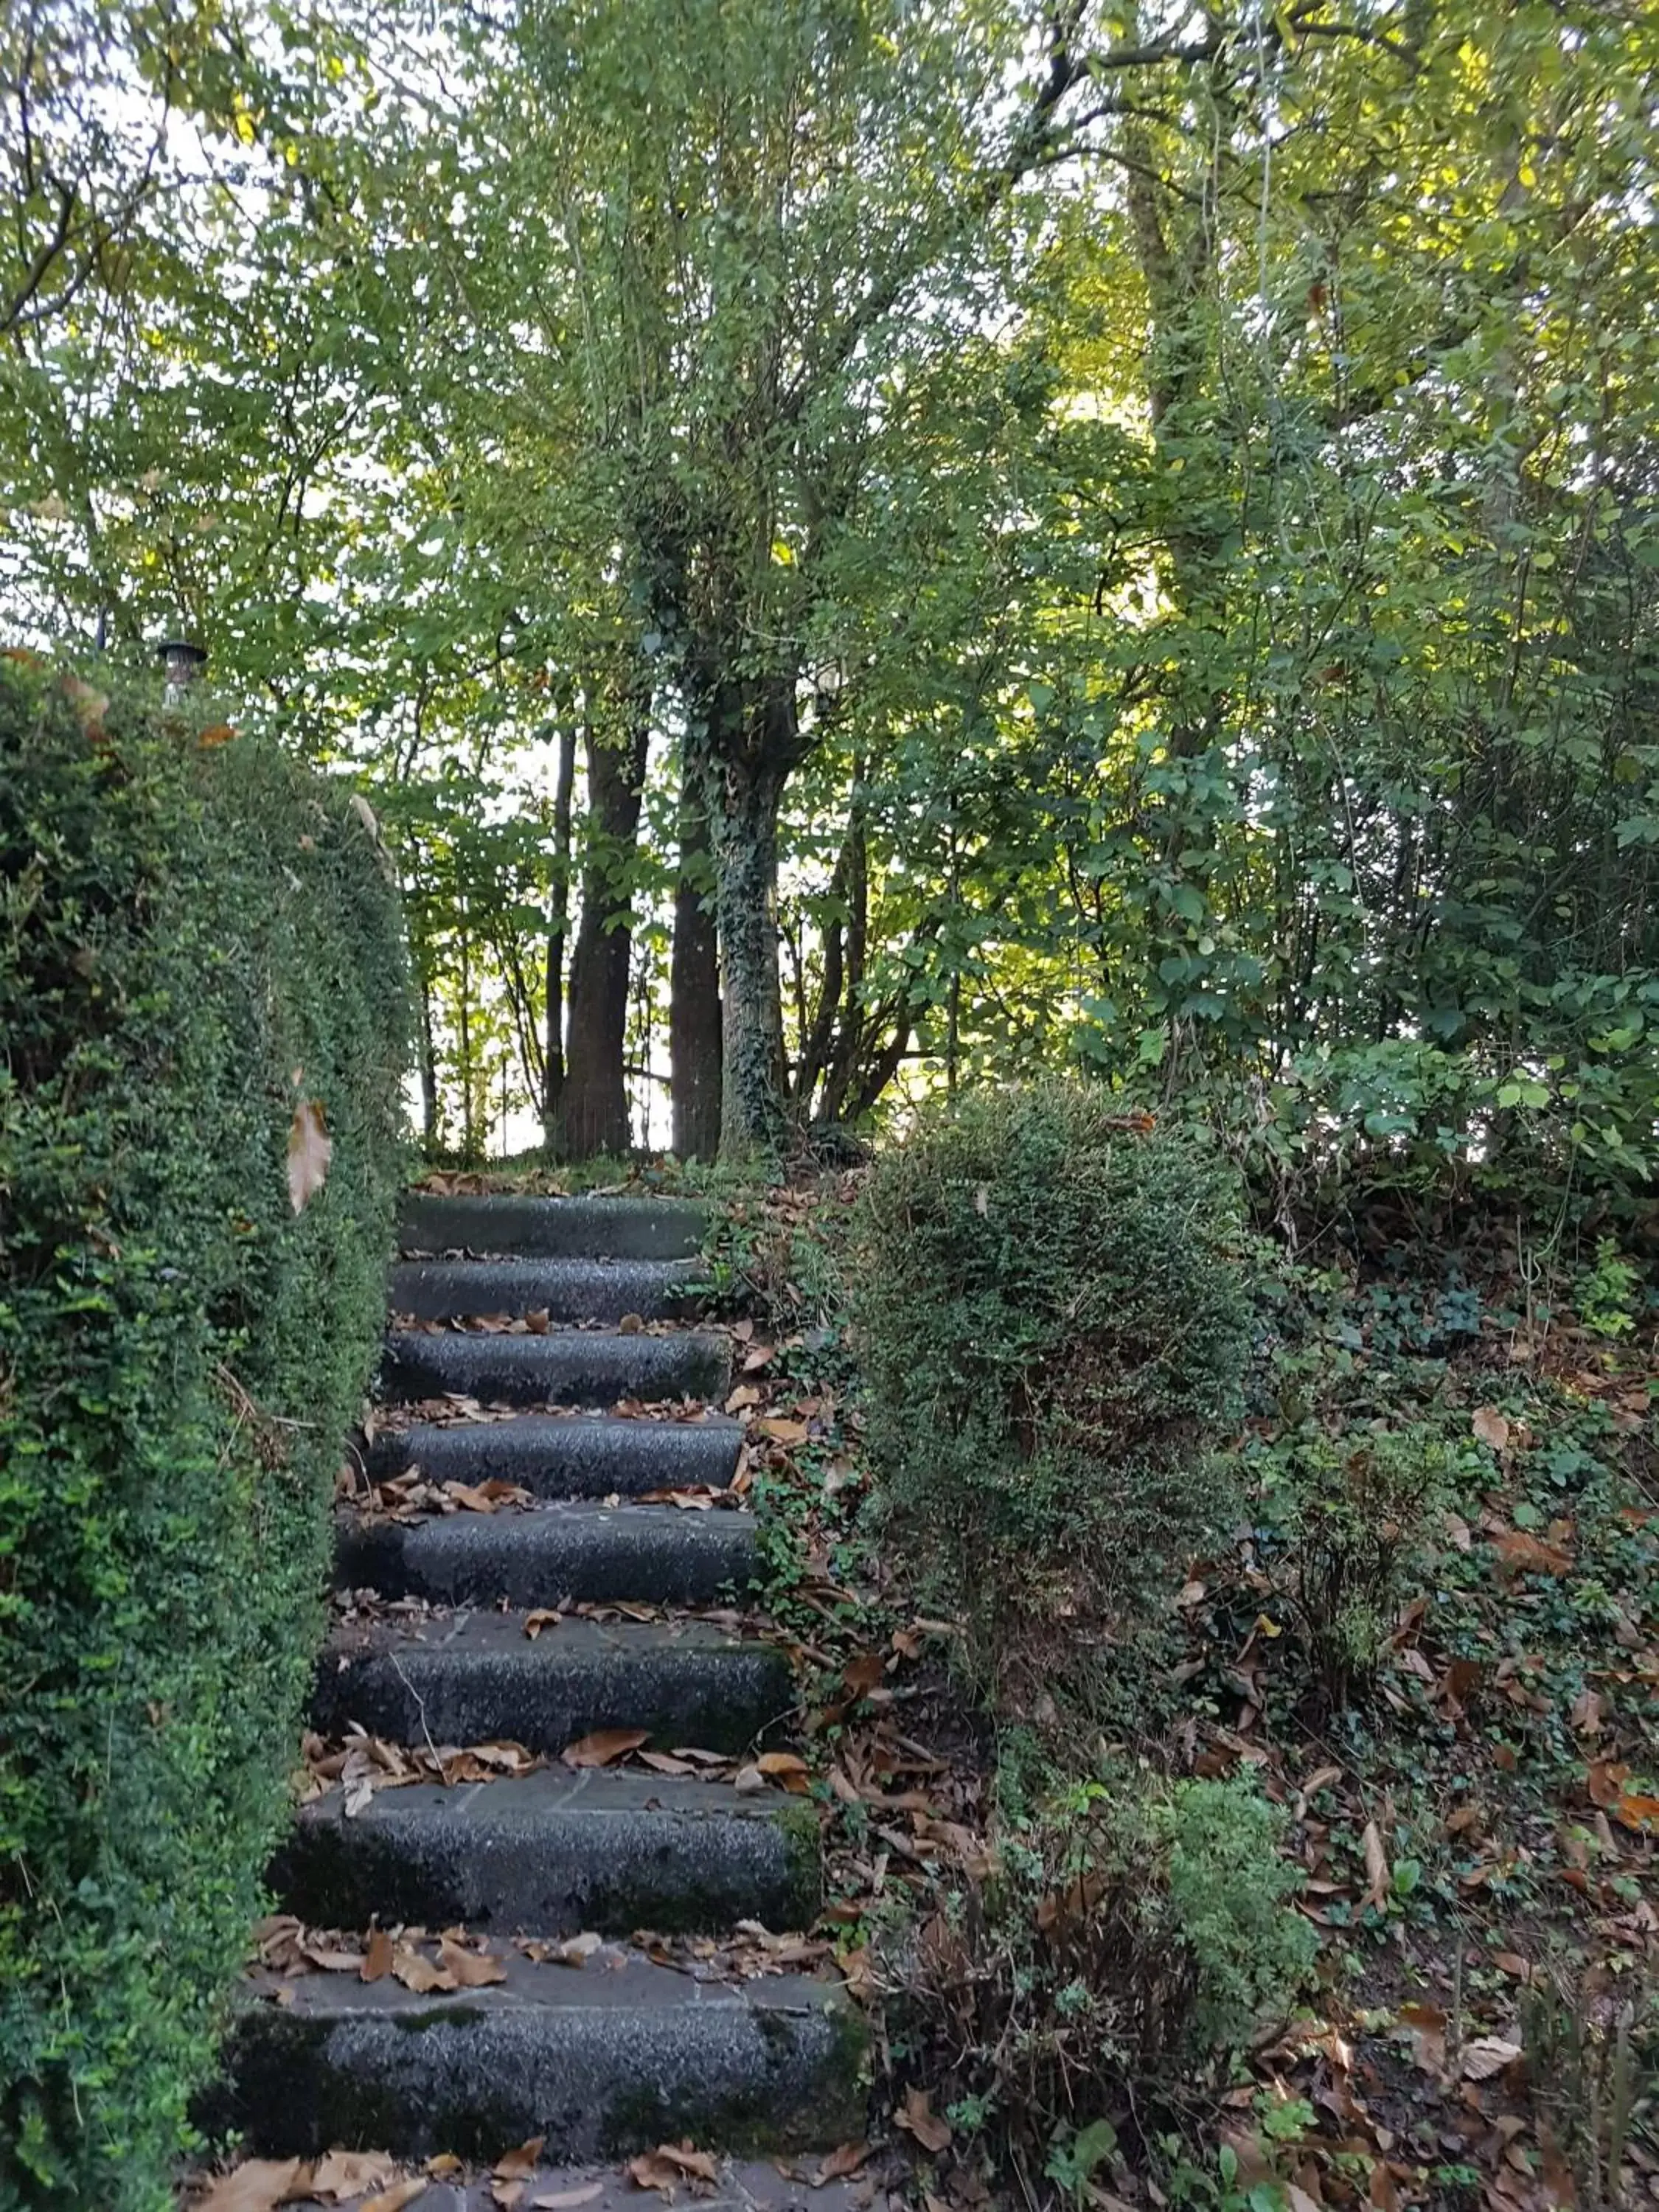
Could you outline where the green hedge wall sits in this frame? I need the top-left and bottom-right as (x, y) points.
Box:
(0, 661), (412, 2208)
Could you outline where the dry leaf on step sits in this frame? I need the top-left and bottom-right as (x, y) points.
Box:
(361, 1927), (394, 1983)
(532, 2186), (605, 2209)
(562, 1728), (648, 1768)
(194, 2160), (307, 2212)
(287, 1099), (332, 1213)
(627, 2141), (720, 2194)
(362, 2183), (431, 2212)
(309, 2150), (401, 2200)
(493, 2138), (548, 2180)
(439, 1935), (507, 1986)
(392, 1945), (455, 1994)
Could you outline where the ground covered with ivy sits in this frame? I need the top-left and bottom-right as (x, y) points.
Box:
(701, 1158), (1658, 2212)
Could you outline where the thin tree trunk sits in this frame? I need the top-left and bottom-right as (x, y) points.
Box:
(542, 721), (577, 1152)
(560, 691), (650, 1158)
(670, 749), (723, 1159)
(418, 971), (439, 1151)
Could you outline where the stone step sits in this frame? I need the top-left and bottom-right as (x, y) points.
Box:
(272, 1768), (820, 1937)
(380, 1329), (730, 1409)
(313, 1615), (793, 1757)
(369, 1412), (742, 1498)
(215, 1952), (863, 2160)
(401, 1192), (706, 1262)
(389, 1256), (703, 1325)
(335, 1500), (758, 1609)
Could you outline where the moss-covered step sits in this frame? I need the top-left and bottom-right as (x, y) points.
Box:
(215, 1952), (865, 2160)
(367, 1411), (742, 1498)
(334, 1499), (758, 1608)
(272, 1768), (821, 1936)
(311, 1614), (793, 1757)
(379, 1328), (730, 1408)
(400, 1193), (707, 1263)
(389, 1256), (703, 1325)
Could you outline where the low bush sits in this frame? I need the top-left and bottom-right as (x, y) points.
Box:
(883, 1770), (1317, 2190)
(850, 1081), (1254, 1716)
(0, 660), (412, 2208)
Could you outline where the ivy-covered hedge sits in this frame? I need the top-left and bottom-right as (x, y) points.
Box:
(0, 661), (412, 2208)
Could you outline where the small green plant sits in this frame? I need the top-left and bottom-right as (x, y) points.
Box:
(1268, 1419), (1458, 1711)
(851, 1080), (1254, 1722)
(1575, 1237), (1644, 1339)
(882, 1767), (1316, 2189)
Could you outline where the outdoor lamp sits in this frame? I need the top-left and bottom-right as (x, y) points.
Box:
(157, 637), (209, 688)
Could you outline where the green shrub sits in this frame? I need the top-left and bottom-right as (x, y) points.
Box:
(0, 660), (412, 2208)
(851, 1081), (1253, 1712)
(1267, 1421), (1460, 1712)
(883, 1770), (1316, 2181)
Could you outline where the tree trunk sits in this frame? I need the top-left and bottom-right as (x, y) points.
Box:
(559, 693), (650, 1158)
(709, 742), (790, 1157)
(542, 721), (577, 1151)
(670, 751), (723, 1159)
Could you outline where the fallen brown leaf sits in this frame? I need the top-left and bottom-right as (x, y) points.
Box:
(287, 1099), (333, 1214)
(494, 2138), (549, 2180)
(363, 2183), (431, 2212)
(563, 1728), (650, 1769)
(439, 1936), (507, 1987)
(194, 2162), (307, 2212)
(1361, 1820), (1390, 1907)
(532, 2189), (605, 2211)
(896, 2084), (951, 2154)
(361, 1928), (394, 1983)
(310, 2150), (401, 2200)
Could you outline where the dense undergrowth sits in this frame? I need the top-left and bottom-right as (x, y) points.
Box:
(699, 1093), (1659, 2212)
(0, 661), (412, 2208)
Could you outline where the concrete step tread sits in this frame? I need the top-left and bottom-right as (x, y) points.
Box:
(401, 1193), (707, 1262)
(333, 1500), (758, 1608)
(217, 1954), (864, 2158)
(380, 1329), (731, 1411)
(251, 1952), (844, 2018)
(390, 1256), (703, 1324)
(275, 1769), (822, 1937)
(255, 2158), (874, 2212)
(296, 1763), (803, 1826)
(368, 1412), (742, 1498)
(313, 1612), (795, 1758)
(326, 1610), (773, 1663)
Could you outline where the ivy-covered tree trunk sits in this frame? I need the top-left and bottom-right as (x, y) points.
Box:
(670, 754), (722, 1160)
(695, 675), (795, 1158)
(558, 698), (650, 1158)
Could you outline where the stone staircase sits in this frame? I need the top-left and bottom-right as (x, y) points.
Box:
(218, 1192), (861, 2166)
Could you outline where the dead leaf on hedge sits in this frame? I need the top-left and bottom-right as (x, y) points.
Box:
(287, 1099), (332, 1213)
(198, 721), (239, 748)
(195, 2161), (307, 2212)
(562, 1728), (648, 1769)
(59, 672), (110, 742)
(896, 2085), (951, 2154)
